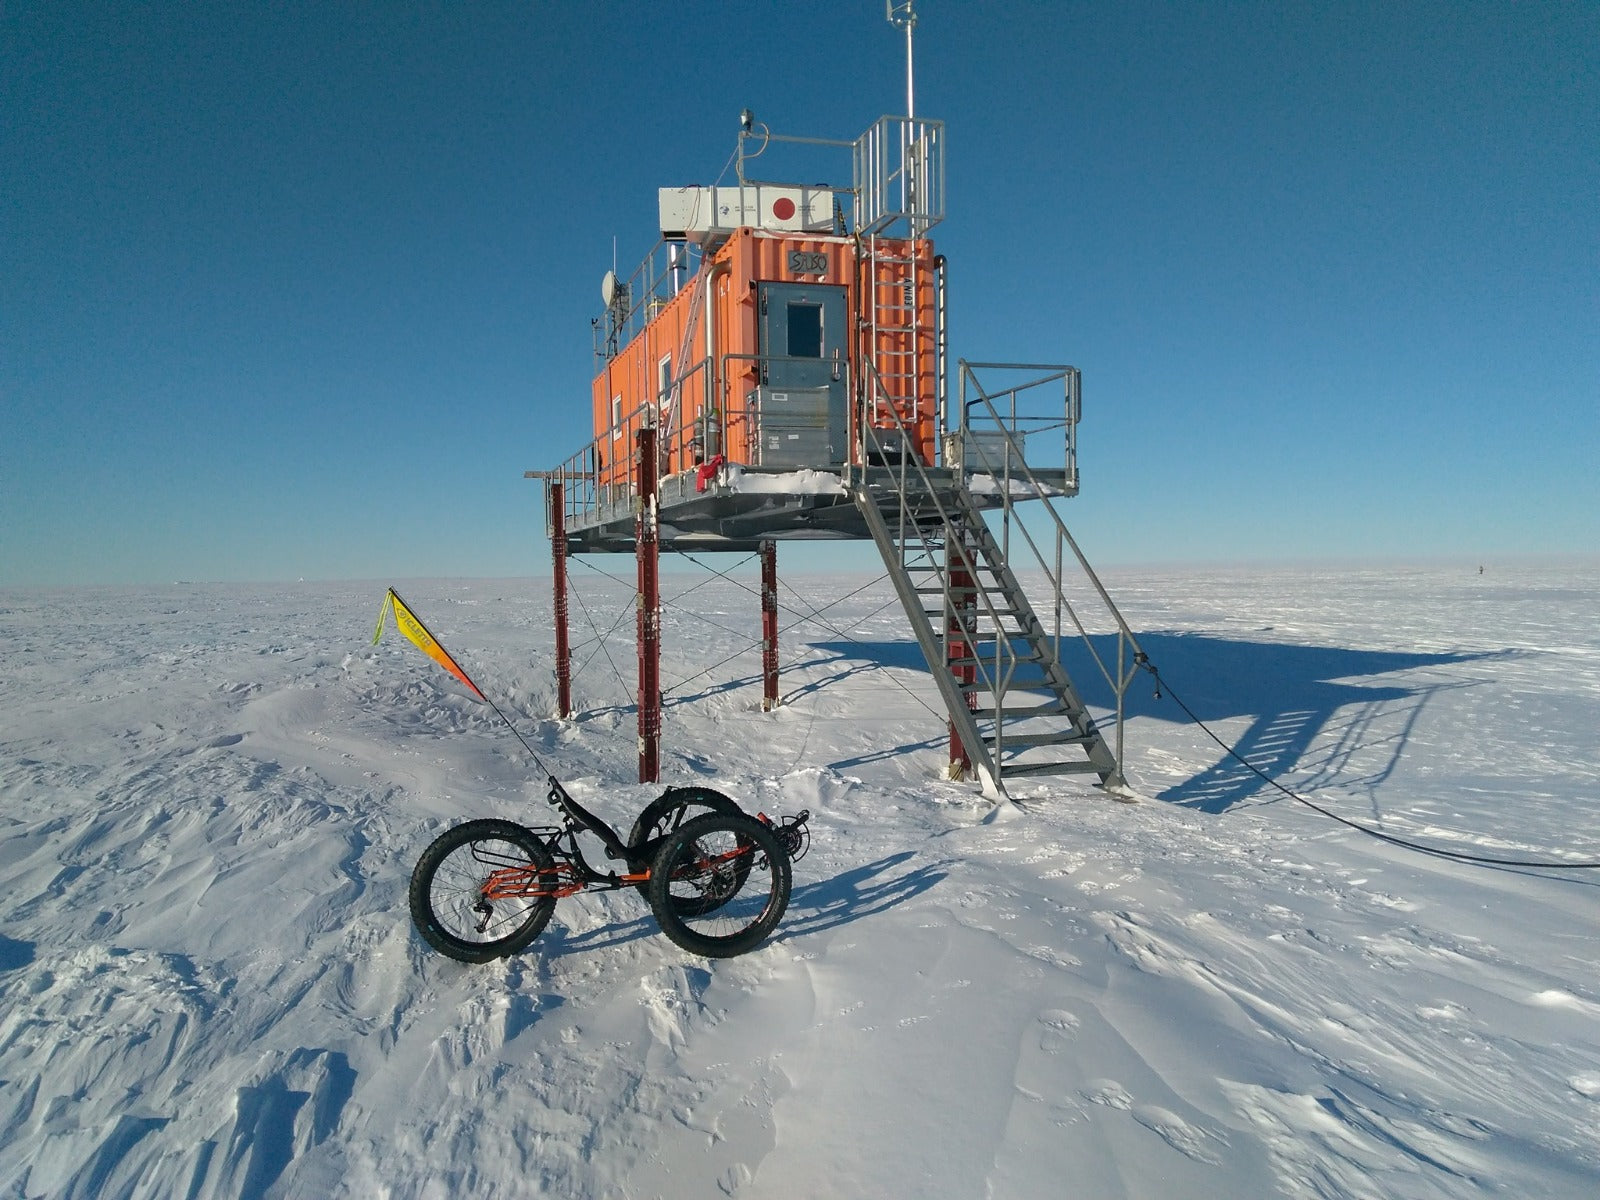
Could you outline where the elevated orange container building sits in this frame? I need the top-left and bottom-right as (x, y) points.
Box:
(538, 112), (983, 552)
(535, 100), (1119, 798)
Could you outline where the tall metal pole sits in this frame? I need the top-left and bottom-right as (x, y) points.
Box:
(888, 2), (919, 220)
(550, 482), (572, 719)
(888, 1), (917, 118)
(760, 540), (779, 711)
(636, 428), (661, 783)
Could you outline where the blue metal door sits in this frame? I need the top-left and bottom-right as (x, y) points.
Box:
(759, 283), (848, 464)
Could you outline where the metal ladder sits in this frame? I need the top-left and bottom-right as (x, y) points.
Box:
(859, 235), (930, 444)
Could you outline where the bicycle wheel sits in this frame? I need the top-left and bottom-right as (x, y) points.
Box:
(409, 819), (557, 963)
(648, 812), (791, 958)
(627, 786), (746, 909)
(626, 785), (744, 857)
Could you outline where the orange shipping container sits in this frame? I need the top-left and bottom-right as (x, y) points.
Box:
(590, 228), (939, 489)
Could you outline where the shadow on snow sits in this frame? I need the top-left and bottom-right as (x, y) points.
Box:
(541, 850), (947, 959)
(804, 633), (1510, 813)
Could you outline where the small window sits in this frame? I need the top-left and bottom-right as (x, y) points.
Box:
(787, 303), (823, 358)
(658, 354), (673, 413)
(611, 394), (622, 439)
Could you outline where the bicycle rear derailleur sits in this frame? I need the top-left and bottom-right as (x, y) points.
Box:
(762, 809), (811, 863)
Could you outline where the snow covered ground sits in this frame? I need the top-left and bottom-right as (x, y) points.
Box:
(2, 562), (1598, 1198)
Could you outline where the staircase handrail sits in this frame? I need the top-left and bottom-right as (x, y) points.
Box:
(855, 359), (1028, 772)
(957, 360), (1145, 781)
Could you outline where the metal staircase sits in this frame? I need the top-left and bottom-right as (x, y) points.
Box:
(855, 478), (1119, 798)
(849, 358), (1145, 802)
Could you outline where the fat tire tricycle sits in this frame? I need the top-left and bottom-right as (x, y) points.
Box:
(374, 588), (809, 963)
(409, 776), (810, 962)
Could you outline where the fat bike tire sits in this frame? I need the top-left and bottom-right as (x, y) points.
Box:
(627, 786), (746, 910)
(648, 812), (791, 959)
(627, 785), (744, 860)
(409, 819), (557, 963)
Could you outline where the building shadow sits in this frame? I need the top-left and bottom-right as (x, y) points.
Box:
(807, 632), (1509, 813)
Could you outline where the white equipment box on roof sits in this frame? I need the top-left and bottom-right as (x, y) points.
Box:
(659, 185), (838, 244)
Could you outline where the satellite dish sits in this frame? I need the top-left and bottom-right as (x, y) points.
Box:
(601, 269), (620, 309)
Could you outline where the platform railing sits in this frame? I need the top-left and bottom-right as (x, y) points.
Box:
(946, 361), (1080, 488)
(541, 345), (864, 539)
(853, 116), (946, 238)
(538, 361), (710, 540)
(593, 239), (707, 367)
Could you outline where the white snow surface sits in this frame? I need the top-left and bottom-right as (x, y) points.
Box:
(2, 564), (1599, 1199)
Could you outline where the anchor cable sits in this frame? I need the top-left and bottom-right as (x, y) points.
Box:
(565, 570), (632, 698)
(1140, 659), (1600, 871)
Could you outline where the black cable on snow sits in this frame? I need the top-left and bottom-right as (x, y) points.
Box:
(1140, 659), (1600, 871)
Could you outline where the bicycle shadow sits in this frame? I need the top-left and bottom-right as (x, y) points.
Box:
(542, 851), (947, 958)
(543, 911), (661, 958)
(780, 850), (949, 939)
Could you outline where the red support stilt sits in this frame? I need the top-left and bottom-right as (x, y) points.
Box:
(636, 428), (661, 783)
(947, 535), (977, 778)
(549, 482), (573, 719)
(760, 540), (779, 711)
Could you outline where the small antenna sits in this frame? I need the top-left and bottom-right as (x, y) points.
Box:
(887, 1), (917, 118)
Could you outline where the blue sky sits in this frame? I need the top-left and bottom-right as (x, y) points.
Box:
(3, 1), (1595, 586)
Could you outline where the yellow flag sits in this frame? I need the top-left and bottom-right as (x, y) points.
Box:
(373, 588), (488, 702)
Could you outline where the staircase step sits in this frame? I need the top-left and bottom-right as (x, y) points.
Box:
(946, 648), (1045, 667)
(942, 588), (1018, 605)
(995, 730), (1097, 748)
(971, 701), (1071, 718)
(910, 573), (1007, 589)
(914, 584), (992, 596)
(996, 760), (1103, 778)
(929, 615), (1028, 630)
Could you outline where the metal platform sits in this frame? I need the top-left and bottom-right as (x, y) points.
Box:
(555, 463), (1077, 554)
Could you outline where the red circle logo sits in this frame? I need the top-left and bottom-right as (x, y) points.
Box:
(772, 197), (797, 220)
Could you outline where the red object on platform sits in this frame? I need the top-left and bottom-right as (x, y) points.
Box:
(695, 455), (725, 493)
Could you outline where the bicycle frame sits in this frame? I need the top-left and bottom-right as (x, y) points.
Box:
(479, 775), (785, 904)
(476, 777), (646, 901)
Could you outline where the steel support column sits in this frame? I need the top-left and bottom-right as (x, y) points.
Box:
(760, 540), (779, 711)
(946, 531), (977, 778)
(636, 428), (661, 782)
(550, 482), (572, 719)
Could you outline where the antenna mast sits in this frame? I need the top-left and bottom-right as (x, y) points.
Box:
(887, 1), (917, 118)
